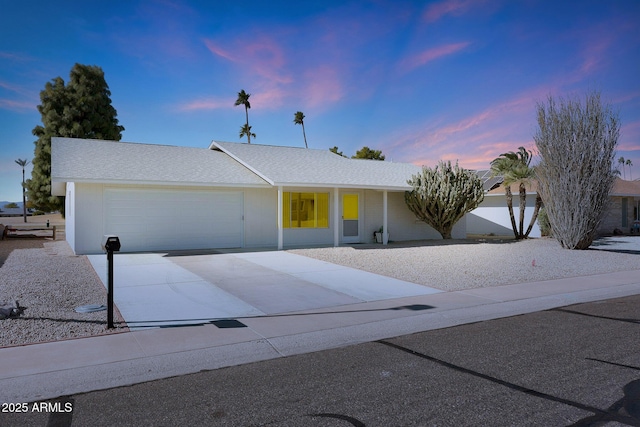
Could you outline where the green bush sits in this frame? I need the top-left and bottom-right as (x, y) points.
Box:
(3, 203), (19, 209)
(538, 206), (551, 237)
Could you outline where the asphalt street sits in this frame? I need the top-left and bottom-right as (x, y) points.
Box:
(2, 295), (639, 427)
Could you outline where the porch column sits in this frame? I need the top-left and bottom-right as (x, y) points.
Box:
(333, 187), (340, 247)
(383, 190), (388, 245)
(277, 186), (283, 250)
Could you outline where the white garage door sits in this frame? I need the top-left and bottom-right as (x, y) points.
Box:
(104, 188), (243, 252)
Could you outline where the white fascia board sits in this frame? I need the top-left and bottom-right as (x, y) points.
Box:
(53, 178), (271, 189)
(209, 140), (275, 186)
(273, 182), (412, 191)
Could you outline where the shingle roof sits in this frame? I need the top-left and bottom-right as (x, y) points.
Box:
(51, 138), (270, 191)
(52, 138), (500, 194)
(486, 178), (640, 197)
(611, 178), (640, 196)
(210, 141), (422, 190)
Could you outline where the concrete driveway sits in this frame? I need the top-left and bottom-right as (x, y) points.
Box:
(87, 250), (442, 329)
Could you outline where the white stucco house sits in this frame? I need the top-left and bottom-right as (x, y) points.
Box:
(51, 137), (470, 255)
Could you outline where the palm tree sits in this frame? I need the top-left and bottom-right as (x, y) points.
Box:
(618, 156), (626, 179)
(626, 159), (634, 180)
(293, 111), (308, 148)
(490, 147), (541, 239)
(234, 89), (252, 143)
(239, 124), (255, 142)
(15, 158), (30, 223)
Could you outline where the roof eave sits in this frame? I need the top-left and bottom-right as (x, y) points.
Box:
(210, 140), (276, 185)
(272, 182), (411, 191)
(52, 177), (271, 189)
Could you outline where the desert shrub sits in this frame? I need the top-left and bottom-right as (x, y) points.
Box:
(534, 91), (619, 249)
(537, 206), (551, 237)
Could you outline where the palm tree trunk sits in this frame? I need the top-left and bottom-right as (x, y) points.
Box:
(518, 182), (526, 238)
(302, 123), (308, 148)
(524, 193), (542, 238)
(22, 167), (27, 223)
(505, 186), (518, 239)
(245, 106), (250, 144)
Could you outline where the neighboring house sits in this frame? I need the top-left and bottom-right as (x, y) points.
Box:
(51, 137), (471, 255)
(469, 177), (640, 238)
(467, 178), (541, 238)
(598, 178), (640, 235)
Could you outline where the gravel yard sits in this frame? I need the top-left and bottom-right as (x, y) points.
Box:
(0, 236), (128, 348)
(290, 237), (640, 291)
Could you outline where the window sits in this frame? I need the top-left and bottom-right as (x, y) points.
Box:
(282, 192), (329, 228)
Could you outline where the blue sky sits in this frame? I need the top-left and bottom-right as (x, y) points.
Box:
(1, 0), (639, 202)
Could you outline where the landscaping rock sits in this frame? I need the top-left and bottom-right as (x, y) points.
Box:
(0, 300), (25, 319)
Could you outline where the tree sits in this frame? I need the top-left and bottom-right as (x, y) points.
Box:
(534, 91), (619, 249)
(26, 64), (124, 214)
(239, 124), (256, 142)
(626, 159), (633, 180)
(618, 156), (626, 179)
(15, 158), (30, 222)
(490, 147), (541, 239)
(234, 89), (252, 143)
(329, 146), (345, 157)
(293, 111), (308, 148)
(353, 146), (385, 160)
(490, 153), (519, 239)
(405, 161), (484, 239)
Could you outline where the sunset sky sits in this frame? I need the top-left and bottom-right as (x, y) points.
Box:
(1, 0), (639, 201)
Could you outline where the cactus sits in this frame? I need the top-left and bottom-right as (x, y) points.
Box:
(405, 161), (484, 239)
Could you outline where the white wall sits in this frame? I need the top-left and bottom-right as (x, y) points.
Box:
(363, 190), (465, 241)
(468, 194), (541, 238)
(70, 183), (474, 254)
(65, 182), (75, 253)
(244, 187), (277, 247)
(73, 183), (261, 254)
(74, 183), (106, 254)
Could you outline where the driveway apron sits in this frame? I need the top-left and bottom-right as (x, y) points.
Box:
(87, 251), (441, 329)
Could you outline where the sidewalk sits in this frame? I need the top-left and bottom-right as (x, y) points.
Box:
(1, 269), (639, 404)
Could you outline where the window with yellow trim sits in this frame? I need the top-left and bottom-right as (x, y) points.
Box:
(282, 192), (329, 228)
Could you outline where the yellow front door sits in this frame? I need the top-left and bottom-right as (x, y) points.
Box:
(342, 194), (359, 241)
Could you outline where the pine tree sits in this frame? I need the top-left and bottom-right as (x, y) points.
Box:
(27, 64), (124, 213)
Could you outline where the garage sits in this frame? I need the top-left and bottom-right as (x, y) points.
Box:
(104, 188), (244, 252)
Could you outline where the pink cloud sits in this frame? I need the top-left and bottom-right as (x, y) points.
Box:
(303, 65), (344, 108)
(399, 42), (470, 73)
(0, 98), (34, 112)
(176, 86), (289, 112)
(0, 51), (33, 62)
(380, 90), (547, 169)
(176, 98), (232, 112)
(613, 90), (640, 106)
(203, 39), (235, 62)
(203, 35), (292, 85)
(0, 80), (38, 112)
(251, 86), (288, 109)
(577, 36), (613, 78)
(620, 120), (640, 151)
(0, 80), (33, 97)
(423, 0), (489, 23)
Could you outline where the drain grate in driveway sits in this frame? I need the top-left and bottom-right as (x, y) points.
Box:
(211, 319), (247, 329)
